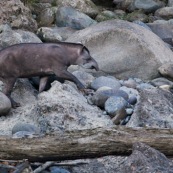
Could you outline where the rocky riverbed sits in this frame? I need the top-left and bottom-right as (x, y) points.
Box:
(1, 0), (173, 172)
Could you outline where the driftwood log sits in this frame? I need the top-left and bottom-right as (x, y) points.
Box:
(0, 126), (173, 161)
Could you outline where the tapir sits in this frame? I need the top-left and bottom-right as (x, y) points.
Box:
(0, 42), (99, 108)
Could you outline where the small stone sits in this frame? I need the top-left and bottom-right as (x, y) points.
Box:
(12, 122), (40, 135)
(121, 78), (137, 88)
(126, 108), (133, 115)
(150, 77), (173, 87)
(128, 96), (137, 105)
(105, 96), (128, 117)
(91, 76), (121, 90)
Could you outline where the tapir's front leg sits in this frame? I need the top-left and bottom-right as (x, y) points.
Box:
(1, 78), (19, 108)
(54, 70), (85, 89)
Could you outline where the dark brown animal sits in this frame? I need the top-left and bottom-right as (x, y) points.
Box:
(0, 42), (99, 108)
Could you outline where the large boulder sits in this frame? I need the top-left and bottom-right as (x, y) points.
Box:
(0, 0), (37, 31)
(127, 88), (173, 128)
(67, 19), (173, 80)
(116, 142), (173, 173)
(38, 81), (113, 132)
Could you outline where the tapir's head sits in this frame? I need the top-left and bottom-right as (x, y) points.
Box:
(76, 46), (99, 71)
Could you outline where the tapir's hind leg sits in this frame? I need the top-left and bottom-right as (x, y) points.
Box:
(1, 78), (19, 108)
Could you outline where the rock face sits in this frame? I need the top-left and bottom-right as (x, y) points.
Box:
(0, 0), (37, 31)
(67, 19), (173, 80)
(127, 88), (173, 128)
(56, 6), (97, 30)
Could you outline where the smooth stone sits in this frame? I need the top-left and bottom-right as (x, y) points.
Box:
(91, 76), (121, 90)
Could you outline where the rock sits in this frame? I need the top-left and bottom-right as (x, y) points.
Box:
(0, 92), (11, 116)
(126, 10), (148, 22)
(127, 88), (173, 128)
(117, 142), (173, 173)
(37, 27), (63, 42)
(56, 6), (97, 30)
(120, 86), (140, 100)
(91, 76), (121, 90)
(168, 0), (173, 7)
(37, 26), (76, 41)
(69, 156), (127, 173)
(96, 11), (118, 22)
(158, 63), (173, 79)
(91, 89), (129, 108)
(38, 81), (113, 132)
(132, 0), (165, 13)
(12, 122), (40, 135)
(147, 23), (173, 45)
(136, 83), (155, 90)
(38, 7), (57, 27)
(0, 0), (37, 31)
(72, 71), (95, 88)
(155, 7), (173, 20)
(0, 25), (42, 48)
(49, 166), (70, 173)
(56, 0), (99, 18)
(128, 96), (137, 105)
(105, 96), (128, 117)
(67, 20), (173, 80)
(116, 0), (135, 11)
(121, 78), (137, 88)
(150, 77), (173, 87)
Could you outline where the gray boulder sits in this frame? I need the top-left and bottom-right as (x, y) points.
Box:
(37, 27), (63, 42)
(127, 88), (173, 128)
(67, 20), (173, 80)
(117, 142), (173, 173)
(158, 63), (173, 79)
(38, 81), (113, 132)
(155, 7), (173, 20)
(0, 0), (37, 31)
(168, 0), (173, 7)
(147, 23), (173, 45)
(56, 6), (97, 30)
(132, 0), (165, 13)
(91, 76), (121, 90)
(0, 24), (41, 48)
(56, 0), (99, 18)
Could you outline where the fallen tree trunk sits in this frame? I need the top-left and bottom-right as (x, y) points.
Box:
(1, 126), (173, 161)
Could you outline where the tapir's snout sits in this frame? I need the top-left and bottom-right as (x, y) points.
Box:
(82, 57), (99, 71)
